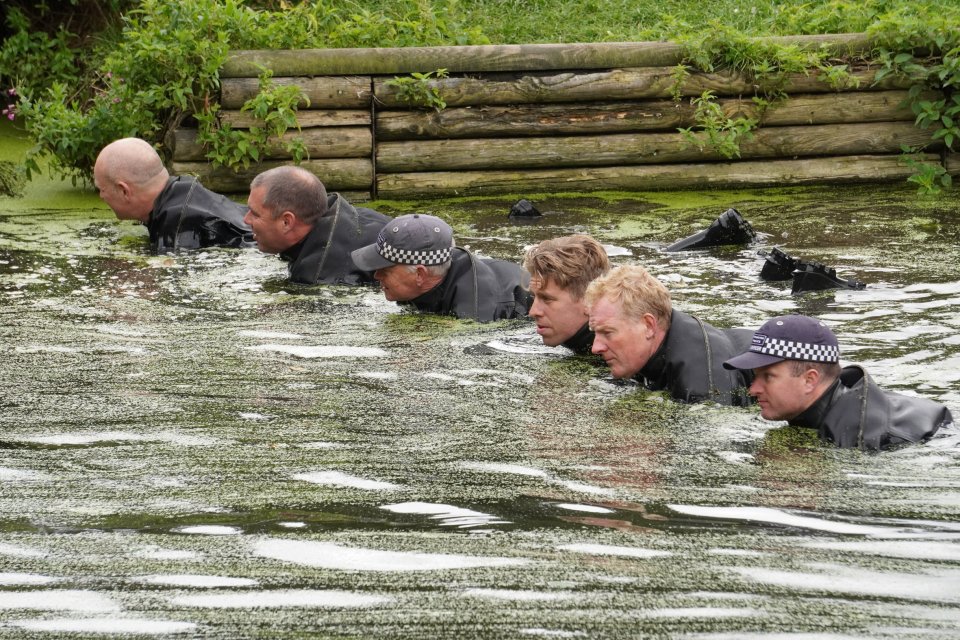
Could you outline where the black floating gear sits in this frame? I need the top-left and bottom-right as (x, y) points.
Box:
(508, 199), (542, 218)
(665, 208), (757, 251)
(758, 247), (799, 281)
(791, 262), (867, 294)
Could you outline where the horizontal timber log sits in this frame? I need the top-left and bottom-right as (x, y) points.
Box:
(170, 127), (372, 162)
(375, 154), (940, 197)
(375, 91), (915, 140)
(373, 66), (908, 108)
(222, 34), (872, 77)
(946, 152), (960, 175)
(221, 109), (370, 129)
(376, 122), (931, 172)
(220, 76), (371, 110)
(171, 159), (372, 193)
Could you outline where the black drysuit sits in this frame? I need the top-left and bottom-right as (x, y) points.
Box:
(790, 365), (953, 450)
(147, 176), (252, 253)
(635, 310), (755, 406)
(406, 248), (532, 322)
(280, 193), (390, 285)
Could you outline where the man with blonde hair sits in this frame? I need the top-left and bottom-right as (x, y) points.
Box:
(94, 137), (252, 253)
(523, 235), (610, 354)
(585, 265), (754, 406)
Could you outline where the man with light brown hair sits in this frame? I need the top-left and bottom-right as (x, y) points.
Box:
(523, 235), (610, 354)
(585, 265), (754, 406)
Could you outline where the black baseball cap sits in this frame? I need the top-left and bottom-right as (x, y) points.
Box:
(351, 214), (454, 272)
(723, 314), (840, 370)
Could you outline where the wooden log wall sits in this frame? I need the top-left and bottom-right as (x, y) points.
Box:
(168, 34), (954, 198)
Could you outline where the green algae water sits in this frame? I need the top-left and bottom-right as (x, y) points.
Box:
(1, 121), (959, 638)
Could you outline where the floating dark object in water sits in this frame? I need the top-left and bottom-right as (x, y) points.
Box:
(508, 199), (541, 219)
(791, 261), (867, 294)
(665, 208), (756, 251)
(759, 247), (867, 293)
(758, 247), (799, 281)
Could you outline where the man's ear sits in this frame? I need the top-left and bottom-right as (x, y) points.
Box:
(116, 180), (133, 199)
(641, 312), (658, 338)
(279, 210), (297, 230)
(802, 367), (822, 392)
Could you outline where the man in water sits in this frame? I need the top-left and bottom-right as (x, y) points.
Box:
(523, 235), (610, 354)
(351, 213), (532, 322)
(245, 166), (389, 285)
(94, 137), (252, 253)
(585, 264), (754, 406)
(722, 314), (953, 450)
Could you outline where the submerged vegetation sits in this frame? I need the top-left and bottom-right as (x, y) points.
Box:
(0, 0), (957, 191)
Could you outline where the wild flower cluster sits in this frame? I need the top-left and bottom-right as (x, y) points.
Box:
(2, 88), (16, 121)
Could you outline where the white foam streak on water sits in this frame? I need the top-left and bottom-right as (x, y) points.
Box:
(0, 572), (57, 585)
(245, 344), (387, 358)
(639, 607), (764, 619)
(714, 451), (755, 465)
(134, 575), (258, 588)
(381, 502), (510, 528)
(173, 525), (242, 536)
(482, 339), (563, 355)
(668, 504), (896, 535)
(237, 330), (304, 339)
(554, 503), (615, 514)
(14, 619), (196, 634)
(459, 461), (550, 478)
(170, 589), (392, 608)
(732, 563), (960, 603)
(355, 371), (398, 380)
(294, 471), (401, 491)
(558, 543), (672, 559)
(0, 590), (119, 611)
(553, 480), (615, 496)
(254, 539), (529, 572)
(18, 431), (218, 447)
(0, 543), (46, 558)
(136, 549), (200, 560)
(707, 548), (768, 557)
(297, 442), (346, 450)
(801, 539), (960, 561)
(519, 629), (588, 638)
(462, 588), (574, 601)
(0, 466), (49, 481)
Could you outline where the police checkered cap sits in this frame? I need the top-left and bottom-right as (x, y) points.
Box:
(723, 314), (840, 370)
(351, 214), (454, 272)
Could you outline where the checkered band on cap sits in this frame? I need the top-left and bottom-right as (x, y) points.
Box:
(750, 334), (839, 362)
(376, 231), (451, 266)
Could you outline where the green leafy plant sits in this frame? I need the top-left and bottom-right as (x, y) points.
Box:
(679, 90), (758, 159)
(900, 145), (953, 194)
(196, 69), (308, 171)
(385, 69), (450, 111)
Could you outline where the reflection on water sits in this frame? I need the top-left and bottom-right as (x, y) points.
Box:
(0, 184), (958, 637)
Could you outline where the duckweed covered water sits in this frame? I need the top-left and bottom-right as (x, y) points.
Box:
(1, 124), (959, 637)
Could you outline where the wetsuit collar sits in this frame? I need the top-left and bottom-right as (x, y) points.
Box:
(562, 323), (595, 356)
(788, 376), (842, 428)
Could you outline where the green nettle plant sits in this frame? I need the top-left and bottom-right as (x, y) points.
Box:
(679, 91), (758, 159)
(195, 70), (308, 170)
(384, 69), (450, 111)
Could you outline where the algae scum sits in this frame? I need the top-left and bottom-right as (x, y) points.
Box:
(1, 179), (959, 638)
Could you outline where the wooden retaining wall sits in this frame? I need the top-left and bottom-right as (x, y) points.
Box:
(168, 34), (953, 198)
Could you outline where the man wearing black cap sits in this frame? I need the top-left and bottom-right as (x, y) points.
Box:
(351, 214), (532, 322)
(245, 166), (389, 285)
(723, 314), (953, 450)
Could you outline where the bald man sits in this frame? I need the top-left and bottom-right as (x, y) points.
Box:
(93, 138), (252, 253)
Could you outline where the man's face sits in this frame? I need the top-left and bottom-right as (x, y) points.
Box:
(589, 297), (656, 379)
(748, 360), (815, 421)
(245, 186), (289, 254)
(374, 264), (421, 302)
(93, 162), (133, 220)
(528, 277), (588, 347)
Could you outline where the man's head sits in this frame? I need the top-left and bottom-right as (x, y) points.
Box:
(246, 166), (327, 254)
(523, 235), (610, 347)
(351, 214), (454, 302)
(584, 265), (672, 379)
(93, 138), (170, 222)
(723, 315), (842, 421)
